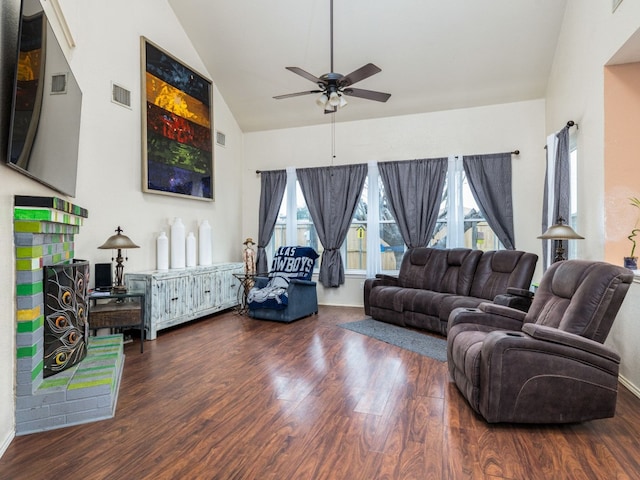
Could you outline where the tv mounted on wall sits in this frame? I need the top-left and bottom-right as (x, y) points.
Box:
(5, 0), (82, 197)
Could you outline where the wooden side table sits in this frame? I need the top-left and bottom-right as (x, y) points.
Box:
(88, 290), (145, 352)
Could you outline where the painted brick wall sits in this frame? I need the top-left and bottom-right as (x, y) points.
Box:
(13, 196), (124, 435)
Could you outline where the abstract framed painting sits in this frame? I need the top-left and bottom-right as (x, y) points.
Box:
(141, 37), (214, 201)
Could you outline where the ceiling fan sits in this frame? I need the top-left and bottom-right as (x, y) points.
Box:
(273, 0), (391, 113)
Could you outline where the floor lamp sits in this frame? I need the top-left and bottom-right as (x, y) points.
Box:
(538, 217), (584, 262)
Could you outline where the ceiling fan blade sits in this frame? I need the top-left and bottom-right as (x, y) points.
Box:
(342, 87), (391, 103)
(273, 90), (322, 100)
(324, 106), (337, 114)
(339, 63), (382, 88)
(285, 67), (324, 85)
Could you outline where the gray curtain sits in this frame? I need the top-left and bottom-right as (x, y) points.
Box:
(542, 127), (570, 268)
(463, 153), (515, 250)
(378, 158), (448, 249)
(256, 170), (287, 274)
(297, 164), (367, 288)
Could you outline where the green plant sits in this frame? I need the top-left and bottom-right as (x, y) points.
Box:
(628, 197), (640, 258)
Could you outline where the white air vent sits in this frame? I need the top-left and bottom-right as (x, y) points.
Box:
(51, 73), (67, 94)
(216, 130), (226, 147)
(112, 82), (132, 108)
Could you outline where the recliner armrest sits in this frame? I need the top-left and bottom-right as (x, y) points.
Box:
(506, 287), (534, 298)
(448, 303), (527, 332)
(521, 323), (620, 362)
(479, 302), (527, 322)
(493, 288), (534, 312)
(374, 274), (399, 286)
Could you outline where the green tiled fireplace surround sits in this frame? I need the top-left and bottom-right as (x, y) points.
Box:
(14, 196), (124, 435)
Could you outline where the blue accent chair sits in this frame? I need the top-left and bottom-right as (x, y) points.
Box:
(248, 246), (319, 323)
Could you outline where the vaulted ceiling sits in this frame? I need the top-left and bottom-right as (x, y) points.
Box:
(168, 0), (568, 132)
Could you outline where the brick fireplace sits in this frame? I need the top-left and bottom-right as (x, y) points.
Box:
(14, 196), (124, 435)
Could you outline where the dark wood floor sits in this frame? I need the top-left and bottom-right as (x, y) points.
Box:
(2, 306), (640, 480)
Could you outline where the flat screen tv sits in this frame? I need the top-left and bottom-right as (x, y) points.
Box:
(6, 0), (82, 197)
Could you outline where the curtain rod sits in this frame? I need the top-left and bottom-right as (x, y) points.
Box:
(543, 120), (578, 149)
(256, 150), (520, 174)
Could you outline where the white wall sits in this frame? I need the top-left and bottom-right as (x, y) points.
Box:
(56, 0), (244, 271)
(243, 99), (547, 306)
(545, 0), (640, 393)
(0, 0), (244, 453)
(546, 0), (640, 259)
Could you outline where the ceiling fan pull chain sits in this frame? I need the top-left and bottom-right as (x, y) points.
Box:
(331, 114), (336, 165)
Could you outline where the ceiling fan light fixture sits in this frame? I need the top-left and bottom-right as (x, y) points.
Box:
(316, 93), (329, 108)
(328, 91), (340, 107)
(338, 94), (348, 108)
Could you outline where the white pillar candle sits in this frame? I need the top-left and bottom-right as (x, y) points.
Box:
(199, 220), (212, 266)
(186, 232), (197, 267)
(170, 217), (185, 269)
(157, 231), (169, 270)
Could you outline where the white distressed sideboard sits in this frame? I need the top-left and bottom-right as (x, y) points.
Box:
(125, 263), (243, 340)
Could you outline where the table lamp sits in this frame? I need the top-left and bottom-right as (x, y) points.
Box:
(98, 226), (139, 292)
(538, 217), (584, 262)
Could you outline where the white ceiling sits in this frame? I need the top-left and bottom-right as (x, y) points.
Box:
(168, 0), (568, 132)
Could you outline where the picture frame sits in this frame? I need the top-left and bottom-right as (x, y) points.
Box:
(140, 37), (214, 201)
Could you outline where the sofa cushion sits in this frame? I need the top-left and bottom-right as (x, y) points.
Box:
(407, 289), (452, 318)
(469, 250), (537, 300)
(398, 248), (481, 295)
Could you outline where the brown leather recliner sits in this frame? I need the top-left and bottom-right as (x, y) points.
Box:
(447, 260), (633, 424)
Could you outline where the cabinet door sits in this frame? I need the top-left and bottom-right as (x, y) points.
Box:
(191, 271), (216, 312)
(152, 274), (191, 324)
(216, 266), (242, 308)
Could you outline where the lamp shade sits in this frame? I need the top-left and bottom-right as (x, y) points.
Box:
(98, 226), (139, 250)
(538, 219), (584, 240)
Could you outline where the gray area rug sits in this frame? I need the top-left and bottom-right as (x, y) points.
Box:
(339, 319), (447, 362)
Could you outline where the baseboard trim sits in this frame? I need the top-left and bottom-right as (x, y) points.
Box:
(318, 302), (363, 308)
(619, 374), (640, 399)
(0, 430), (15, 459)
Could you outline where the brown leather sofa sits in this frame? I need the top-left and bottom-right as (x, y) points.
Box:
(447, 260), (633, 423)
(364, 247), (538, 336)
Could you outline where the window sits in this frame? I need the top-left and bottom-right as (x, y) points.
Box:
(375, 172), (406, 273)
(431, 156), (502, 251)
(345, 172), (406, 274)
(568, 133), (578, 259)
(345, 179), (367, 271)
(270, 159), (502, 277)
(271, 169), (320, 255)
